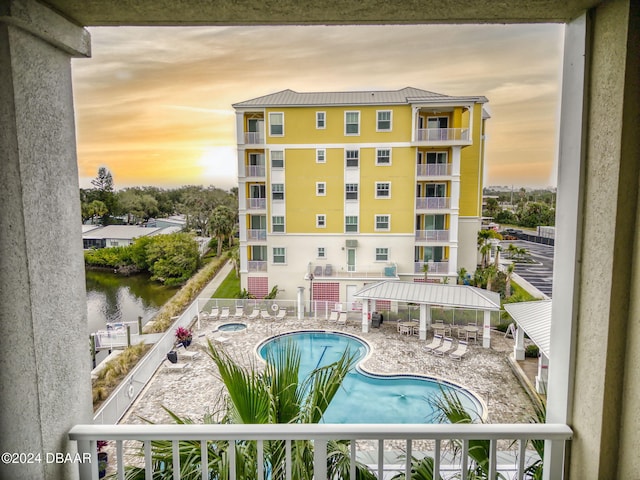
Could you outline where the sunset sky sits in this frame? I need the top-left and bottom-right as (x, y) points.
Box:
(71, 24), (564, 191)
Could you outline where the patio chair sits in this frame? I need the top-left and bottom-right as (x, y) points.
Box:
(449, 341), (468, 361)
(219, 307), (230, 321)
(424, 334), (443, 353)
(275, 309), (287, 320)
(457, 326), (467, 340)
(337, 312), (347, 325)
(260, 310), (273, 321)
(314, 265), (323, 276)
(199, 310), (210, 321)
(246, 309), (259, 320)
(432, 337), (454, 356)
(324, 264), (333, 276)
(328, 311), (339, 322)
(209, 307), (219, 320)
(233, 306), (244, 318)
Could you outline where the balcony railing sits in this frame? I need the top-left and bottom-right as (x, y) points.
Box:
(415, 128), (470, 143)
(309, 263), (398, 279)
(416, 197), (451, 210)
(247, 260), (267, 272)
(247, 198), (266, 210)
(244, 131), (265, 144)
(246, 165), (266, 177)
(415, 229), (450, 242)
(415, 261), (450, 274)
(247, 229), (267, 241)
(416, 163), (452, 177)
(69, 423), (572, 480)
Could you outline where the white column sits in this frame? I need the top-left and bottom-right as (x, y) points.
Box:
(236, 111), (245, 144)
(536, 354), (549, 394)
(514, 326), (525, 360)
(296, 287), (305, 320)
(482, 310), (491, 348)
(419, 304), (430, 340)
(361, 299), (369, 333)
(0, 2), (92, 479)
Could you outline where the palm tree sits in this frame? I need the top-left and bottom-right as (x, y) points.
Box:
(210, 205), (235, 257)
(505, 263), (515, 298)
(494, 246), (502, 267)
(485, 265), (498, 292)
(457, 267), (468, 285)
(121, 341), (376, 480)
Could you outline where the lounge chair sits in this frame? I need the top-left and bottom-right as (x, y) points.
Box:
(424, 334), (443, 353)
(260, 310), (273, 321)
(199, 310), (209, 321)
(275, 309), (287, 320)
(449, 341), (468, 361)
(233, 306), (244, 318)
(209, 307), (219, 320)
(432, 337), (454, 356)
(328, 311), (339, 323)
(219, 307), (230, 321)
(246, 309), (259, 320)
(337, 312), (347, 325)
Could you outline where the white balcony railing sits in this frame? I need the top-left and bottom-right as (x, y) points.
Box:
(415, 128), (470, 142)
(244, 131), (265, 144)
(416, 163), (453, 177)
(248, 198), (266, 210)
(309, 263), (398, 279)
(246, 165), (266, 177)
(415, 260), (450, 274)
(247, 229), (267, 241)
(415, 229), (450, 242)
(416, 197), (451, 210)
(247, 260), (267, 272)
(69, 423), (572, 480)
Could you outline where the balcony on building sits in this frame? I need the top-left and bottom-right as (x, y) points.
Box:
(415, 229), (450, 243)
(412, 106), (472, 147)
(247, 197), (267, 211)
(416, 196), (451, 211)
(308, 262), (399, 280)
(414, 260), (450, 274)
(243, 114), (265, 145)
(416, 162), (453, 178)
(247, 260), (268, 272)
(245, 152), (266, 179)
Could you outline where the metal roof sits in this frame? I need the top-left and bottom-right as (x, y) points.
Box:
(82, 225), (161, 240)
(503, 300), (552, 357)
(353, 281), (501, 311)
(233, 87), (487, 108)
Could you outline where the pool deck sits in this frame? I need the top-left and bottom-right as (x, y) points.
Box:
(122, 314), (537, 427)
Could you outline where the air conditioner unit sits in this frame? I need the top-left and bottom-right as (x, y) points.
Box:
(345, 239), (358, 248)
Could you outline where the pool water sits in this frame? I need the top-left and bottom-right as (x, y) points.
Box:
(257, 331), (484, 424)
(218, 322), (247, 332)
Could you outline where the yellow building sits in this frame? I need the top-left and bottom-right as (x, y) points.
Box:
(233, 87), (489, 304)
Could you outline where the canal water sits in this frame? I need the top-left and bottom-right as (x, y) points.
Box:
(86, 269), (178, 334)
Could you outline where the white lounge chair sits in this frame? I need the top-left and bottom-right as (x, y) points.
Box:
(449, 341), (468, 361)
(219, 307), (230, 321)
(275, 309), (287, 320)
(424, 334), (443, 353)
(209, 307), (219, 320)
(199, 310), (210, 321)
(246, 309), (259, 320)
(328, 311), (339, 323)
(233, 306), (244, 318)
(260, 310), (273, 321)
(337, 312), (347, 325)
(432, 337), (454, 356)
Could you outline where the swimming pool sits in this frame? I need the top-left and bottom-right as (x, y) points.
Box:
(218, 322), (247, 332)
(257, 330), (484, 424)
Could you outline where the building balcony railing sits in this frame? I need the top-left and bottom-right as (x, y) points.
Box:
(245, 165), (266, 178)
(415, 260), (450, 274)
(247, 260), (267, 272)
(309, 263), (398, 279)
(414, 128), (470, 143)
(247, 198), (266, 210)
(247, 229), (267, 241)
(69, 423), (572, 480)
(415, 229), (450, 242)
(416, 163), (452, 177)
(416, 197), (451, 210)
(244, 131), (265, 144)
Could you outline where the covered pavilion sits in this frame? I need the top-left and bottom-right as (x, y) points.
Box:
(354, 281), (501, 347)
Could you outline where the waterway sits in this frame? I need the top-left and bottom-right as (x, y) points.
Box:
(86, 269), (178, 334)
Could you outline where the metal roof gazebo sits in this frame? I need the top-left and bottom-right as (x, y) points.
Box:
(354, 281), (501, 348)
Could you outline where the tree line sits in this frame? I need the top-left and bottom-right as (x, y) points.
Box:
(483, 187), (556, 228)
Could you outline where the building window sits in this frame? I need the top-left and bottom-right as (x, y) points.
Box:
(345, 216), (358, 233)
(272, 183), (284, 200)
(376, 248), (389, 261)
(273, 247), (286, 264)
(316, 214), (326, 228)
(375, 215), (390, 231)
(426, 151), (448, 164)
(316, 149), (326, 163)
(377, 110), (392, 131)
(345, 149), (359, 168)
(345, 111), (360, 135)
(272, 216), (285, 233)
(316, 182), (326, 196)
(271, 150), (284, 168)
(269, 112), (284, 136)
(317, 247), (326, 259)
(376, 148), (391, 165)
(316, 111), (326, 129)
(345, 183), (358, 200)
(376, 182), (391, 198)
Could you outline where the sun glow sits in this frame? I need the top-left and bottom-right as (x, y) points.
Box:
(198, 146), (238, 187)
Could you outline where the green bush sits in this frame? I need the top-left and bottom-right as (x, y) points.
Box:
(525, 344), (540, 358)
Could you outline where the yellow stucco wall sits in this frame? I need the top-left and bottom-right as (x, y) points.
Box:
(458, 103), (484, 217)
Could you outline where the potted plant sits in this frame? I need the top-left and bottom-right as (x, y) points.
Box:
(97, 440), (108, 479)
(175, 326), (193, 348)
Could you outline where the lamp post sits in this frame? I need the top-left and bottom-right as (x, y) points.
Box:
(308, 273), (314, 316)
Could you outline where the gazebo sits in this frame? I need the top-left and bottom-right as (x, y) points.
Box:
(354, 281), (501, 348)
(504, 300), (551, 393)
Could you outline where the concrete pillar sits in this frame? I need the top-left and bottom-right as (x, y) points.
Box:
(361, 299), (369, 333)
(514, 327), (525, 361)
(419, 304), (430, 340)
(0, 2), (91, 479)
(296, 287), (305, 320)
(482, 310), (491, 348)
(536, 354), (548, 394)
